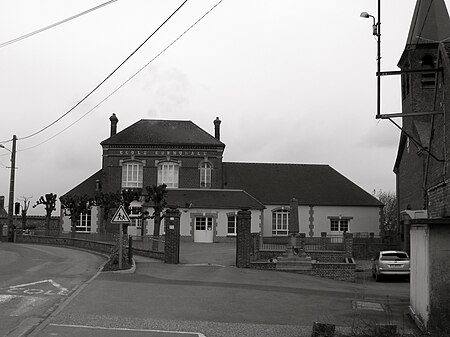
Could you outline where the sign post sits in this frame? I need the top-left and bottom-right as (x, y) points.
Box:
(110, 205), (131, 269)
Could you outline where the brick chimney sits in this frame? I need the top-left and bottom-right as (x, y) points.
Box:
(213, 117), (221, 141)
(110, 113), (119, 136)
(0, 196), (4, 210)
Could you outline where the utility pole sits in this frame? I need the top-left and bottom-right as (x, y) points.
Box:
(7, 135), (17, 242)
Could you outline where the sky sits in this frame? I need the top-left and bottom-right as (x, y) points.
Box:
(0, 0), (430, 215)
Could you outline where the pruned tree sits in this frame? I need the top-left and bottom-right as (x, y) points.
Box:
(60, 194), (95, 235)
(33, 193), (57, 234)
(145, 184), (167, 250)
(95, 191), (122, 233)
(18, 196), (32, 229)
(376, 190), (398, 239)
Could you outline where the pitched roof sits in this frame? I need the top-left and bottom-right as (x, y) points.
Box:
(101, 119), (225, 148)
(62, 169), (102, 198)
(149, 188), (265, 210)
(223, 162), (383, 207)
(406, 0), (450, 45)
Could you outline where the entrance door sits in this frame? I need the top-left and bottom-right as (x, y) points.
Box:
(194, 216), (214, 243)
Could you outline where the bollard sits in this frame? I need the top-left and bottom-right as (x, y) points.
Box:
(128, 235), (133, 265)
(311, 322), (335, 337)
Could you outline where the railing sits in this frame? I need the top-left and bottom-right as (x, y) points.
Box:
(261, 235), (345, 251)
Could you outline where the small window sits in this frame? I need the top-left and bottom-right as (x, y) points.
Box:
(421, 55), (436, 89)
(122, 161), (143, 188)
(76, 209), (92, 232)
(330, 219), (350, 234)
(227, 215), (237, 236)
(272, 209), (289, 236)
(200, 162), (212, 188)
(157, 161), (179, 188)
(195, 217), (213, 230)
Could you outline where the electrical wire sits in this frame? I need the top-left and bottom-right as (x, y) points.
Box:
(18, 0), (224, 153)
(0, 0), (120, 49)
(17, 0), (189, 142)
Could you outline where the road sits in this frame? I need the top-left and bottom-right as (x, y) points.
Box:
(39, 256), (414, 337)
(0, 243), (105, 337)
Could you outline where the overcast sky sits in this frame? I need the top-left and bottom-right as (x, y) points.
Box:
(0, 0), (429, 215)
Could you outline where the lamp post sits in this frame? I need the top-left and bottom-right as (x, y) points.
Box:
(1, 135), (17, 242)
(360, 0), (381, 118)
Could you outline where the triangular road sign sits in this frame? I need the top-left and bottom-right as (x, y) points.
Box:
(111, 205), (131, 223)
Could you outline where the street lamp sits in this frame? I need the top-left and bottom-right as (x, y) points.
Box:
(361, 3), (381, 118)
(0, 135), (17, 242)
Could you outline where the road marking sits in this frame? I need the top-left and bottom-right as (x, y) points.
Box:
(0, 294), (15, 304)
(352, 300), (385, 312)
(11, 296), (47, 316)
(50, 324), (207, 336)
(6, 279), (69, 296)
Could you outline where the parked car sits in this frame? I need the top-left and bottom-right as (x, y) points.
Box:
(372, 250), (410, 282)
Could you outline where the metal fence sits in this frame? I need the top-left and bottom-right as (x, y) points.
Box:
(261, 235), (345, 251)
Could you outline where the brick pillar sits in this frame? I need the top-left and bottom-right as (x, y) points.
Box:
(289, 198), (299, 234)
(344, 232), (353, 258)
(164, 207), (180, 264)
(236, 209), (251, 268)
(320, 232), (327, 250)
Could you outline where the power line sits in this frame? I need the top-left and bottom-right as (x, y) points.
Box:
(0, 0), (120, 49)
(19, 0), (224, 153)
(18, 0), (189, 142)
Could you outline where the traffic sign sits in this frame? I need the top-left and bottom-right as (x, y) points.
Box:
(111, 205), (131, 223)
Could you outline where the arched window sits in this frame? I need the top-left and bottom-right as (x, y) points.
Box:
(199, 161), (212, 188)
(272, 208), (289, 236)
(421, 54), (436, 89)
(157, 161), (179, 188)
(122, 161), (143, 188)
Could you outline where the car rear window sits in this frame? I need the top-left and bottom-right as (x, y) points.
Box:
(380, 252), (409, 261)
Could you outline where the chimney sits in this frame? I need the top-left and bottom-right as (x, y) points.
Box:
(213, 117), (221, 140)
(0, 196), (4, 210)
(109, 113), (119, 136)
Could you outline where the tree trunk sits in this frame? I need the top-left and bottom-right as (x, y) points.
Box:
(152, 213), (161, 251)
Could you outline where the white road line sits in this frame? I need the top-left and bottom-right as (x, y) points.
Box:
(50, 323), (207, 336)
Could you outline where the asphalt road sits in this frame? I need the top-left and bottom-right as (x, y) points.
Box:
(0, 243), (105, 337)
(41, 257), (414, 337)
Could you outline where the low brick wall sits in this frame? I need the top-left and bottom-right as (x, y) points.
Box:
(249, 261), (277, 270)
(16, 234), (165, 261)
(353, 242), (401, 259)
(312, 262), (356, 282)
(308, 251), (347, 263)
(17, 234), (114, 254)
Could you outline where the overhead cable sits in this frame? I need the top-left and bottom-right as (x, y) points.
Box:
(19, 0), (224, 153)
(18, 0), (189, 142)
(0, 0), (120, 49)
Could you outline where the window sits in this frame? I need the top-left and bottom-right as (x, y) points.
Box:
(227, 215), (237, 236)
(122, 161), (143, 188)
(272, 209), (289, 236)
(195, 217), (213, 231)
(76, 210), (91, 232)
(200, 162), (212, 188)
(421, 55), (436, 89)
(158, 161), (179, 188)
(330, 219), (349, 234)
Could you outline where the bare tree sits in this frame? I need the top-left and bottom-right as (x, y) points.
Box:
(376, 190), (398, 239)
(60, 194), (95, 236)
(95, 191), (122, 234)
(33, 193), (57, 234)
(145, 184), (167, 250)
(18, 196), (32, 229)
